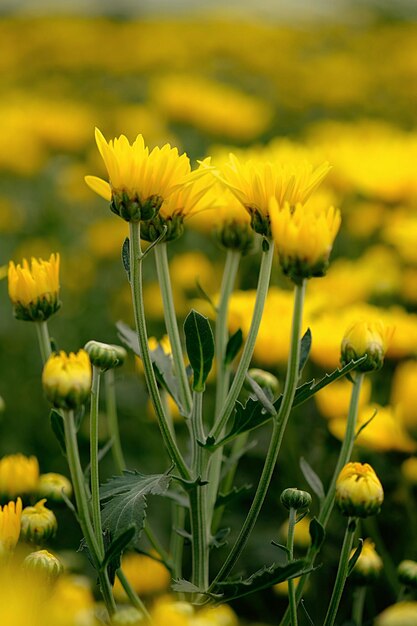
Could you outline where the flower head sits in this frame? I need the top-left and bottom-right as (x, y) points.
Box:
(84, 340), (127, 371)
(38, 473), (72, 503)
(341, 319), (393, 372)
(398, 560), (417, 589)
(270, 200), (341, 282)
(350, 538), (383, 585)
(375, 602), (417, 626)
(0, 498), (22, 555)
(85, 128), (192, 222)
(0, 454), (39, 499)
(42, 350), (92, 410)
(24, 549), (63, 582)
(8, 254), (60, 321)
(20, 499), (57, 544)
(335, 462), (384, 518)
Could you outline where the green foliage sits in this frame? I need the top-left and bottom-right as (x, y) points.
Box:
(184, 310), (215, 392)
(299, 328), (312, 374)
(224, 329), (243, 365)
(300, 457), (325, 503)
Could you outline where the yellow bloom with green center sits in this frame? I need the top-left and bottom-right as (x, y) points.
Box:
(42, 350), (92, 410)
(214, 153), (331, 236)
(85, 128), (192, 222)
(341, 319), (393, 372)
(270, 200), (341, 282)
(335, 462), (384, 518)
(0, 498), (22, 555)
(350, 538), (383, 584)
(8, 253), (60, 321)
(0, 454), (39, 499)
(20, 499), (57, 544)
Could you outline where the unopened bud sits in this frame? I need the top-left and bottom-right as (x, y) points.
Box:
(280, 488), (312, 511)
(341, 320), (392, 372)
(398, 560), (417, 589)
(24, 549), (63, 581)
(247, 368), (279, 397)
(84, 340), (127, 371)
(20, 499), (57, 544)
(42, 350), (92, 410)
(350, 538), (383, 585)
(38, 473), (72, 503)
(335, 462), (384, 518)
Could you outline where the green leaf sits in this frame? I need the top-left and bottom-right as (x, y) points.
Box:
(299, 328), (312, 374)
(271, 541), (291, 557)
(347, 538), (364, 577)
(100, 469), (171, 548)
(50, 409), (66, 456)
(121, 237), (130, 282)
(171, 579), (202, 594)
(101, 525), (136, 573)
(215, 484), (252, 509)
(210, 527), (230, 549)
(213, 560), (307, 602)
(300, 458), (325, 502)
(309, 517), (326, 551)
(195, 278), (217, 313)
(184, 310), (214, 392)
(224, 329), (243, 365)
(245, 374), (277, 416)
(355, 408), (378, 440)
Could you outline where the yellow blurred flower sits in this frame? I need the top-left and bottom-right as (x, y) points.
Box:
(335, 462), (384, 518)
(42, 350), (92, 410)
(47, 575), (97, 626)
(0, 498), (22, 554)
(314, 377), (371, 421)
(8, 254), (60, 322)
(86, 218), (128, 260)
(391, 360), (417, 432)
(341, 319), (393, 372)
(349, 538), (383, 584)
(270, 200), (341, 281)
(151, 598), (193, 626)
(280, 515), (311, 550)
(401, 457), (417, 485)
(0, 454), (39, 499)
(38, 473), (72, 503)
(375, 602), (417, 626)
(194, 605), (238, 626)
(113, 552), (170, 600)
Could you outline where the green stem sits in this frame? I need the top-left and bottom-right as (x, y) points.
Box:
(323, 517), (357, 626)
(116, 568), (153, 623)
(287, 508), (298, 626)
(104, 369), (126, 474)
(144, 524), (171, 568)
(128, 222), (190, 480)
(63, 409), (116, 615)
(35, 320), (52, 363)
(170, 502), (186, 581)
(209, 280), (306, 590)
(352, 586), (366, 626)
(90, 366), (104, 553)
(154, 242), (193, 417)
(209, 241), (274, 442)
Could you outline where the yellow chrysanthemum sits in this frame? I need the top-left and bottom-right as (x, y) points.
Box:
(0, 454), (39, 499)
(215, 153), (331, 236)
(42, 350), (92, 410)
(8, 253), (60, 321)
(335, 462), (384, 518)
(0, 498), (22, 554)
(113, 552), (170, 600)
(270, 200), (341, 281)
(85, 128), (192, 222)
(375, 602), (417, 626)
(341, 319), (393, 372)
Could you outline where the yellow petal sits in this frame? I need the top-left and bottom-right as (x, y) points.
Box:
(84, 176), (112, 201)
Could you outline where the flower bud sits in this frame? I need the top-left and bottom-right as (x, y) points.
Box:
(280, 488), (312, 511)
(84, 340), (127, 371)
(20, 499), (57, 544)
(215, 219), (254, 255)
(8, 254), (61, 322)
(42, 350), (92, 410)
(335, 462), (384, 518)
(341, 320), (392, 372)
(247, 368), (279, 397)
(24, 549), (63, 581)
(350, 538), (383, 585)
(38, 473), (72, 503)
(375, 602), (417, 626)
(139, 212), (185, 243)
(111, 608), (145, 626)
(398, 560), (417, 589)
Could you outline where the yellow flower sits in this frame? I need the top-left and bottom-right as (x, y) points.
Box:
(151, 598), (193, 626)
(8, 253), (60, 321)
(350, 538), (383, 584)
(335, 462), (384, 518)
(113, 552), (170, 600)
(0, 498), (22, 554)
(391, 360), (417, 433)
(0, 454), (39, 499)
(85, 128), (191, 222)
(215, 153), (331, 236)
(38, 473), (72, 503)
(47, 574), (97, 626)
(375, 602), (417, 626)
(24, 549), (63, 582)
(402, 457), (417, 485)
(314, 377), (371, 420)
(341, 319), (393, 372)
(195, 604), (238, 626)
(270, 200), (341, 281)
(42, 350), (92, 410)
(20, 499), (57, 545)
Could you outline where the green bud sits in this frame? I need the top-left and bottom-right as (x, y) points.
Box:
(38, 473), (72, 503)
(245, 204), (271, 237)
(280, 488), (312, 511)
(215, 219), (254, 255)
(110, 191), (162, 222)
(84, 340), (127, 371)
(398, 560), (417, 589)
(20, 499), (57, 545)
(24, 549), (63, 582)
(247, 368), (279, 397)
(140, 212), (185, 243)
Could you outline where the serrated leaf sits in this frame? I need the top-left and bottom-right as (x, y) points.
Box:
(100, 469), (171, 547)
(50, 409), (66, 456)
(101, 525), (135, 572)
(171, 579), (202, 594)
(245, 374), (277, 416)
(215, 484), (252, 509)
(210, 527), (230, 549)
(309, 517), (326, 551)
(122, 237), (130, 282)
(299, 328), (312, 374)
(213, 560), (307, 602)
(224, 329), (243, 365)
(184, 310), (214, 392)
(300, 458), (325, 502)
(347, 538), (364, 577)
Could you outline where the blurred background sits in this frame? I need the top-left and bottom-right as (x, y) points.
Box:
(1, 0), (417, 622)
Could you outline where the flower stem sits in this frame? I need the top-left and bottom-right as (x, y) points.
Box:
(209, 280), (306, 589)
(90, 365), (104, 553)
(352, 586), (366, 625)
(287, 507), (298, 626)
(116, 568), (153, 623)
(128, 222), (190, 480)
(323, 517), (357, 626)
(170, 501), (186, 581)
(209, 241), (274, 442)
(104, 369), (126, 474)
(35, 320), (52, 363)
(154, 242), (193, 417)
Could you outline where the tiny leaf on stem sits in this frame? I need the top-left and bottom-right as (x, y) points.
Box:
(184, 310), (214, 392)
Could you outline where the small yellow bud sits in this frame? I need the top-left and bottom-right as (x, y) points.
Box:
(335, 462), (384, 518)
(111, 607), (145, 626)
(8, 254), (60, 321)
(38, 473), (72, 503)
(42, 350), (92, 410)
(0, 498), (22, 555)
(341, 320), (392, 372)
(20, 499), (57, 544)
(398, 560), (417, 589)
(350, 538), (383, 585)
(84, 340), (127, 370)
(280, 488), (312, 511)
(24, 549), (63, 581)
